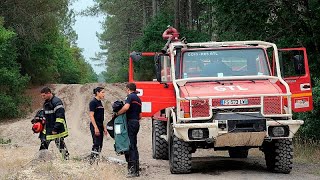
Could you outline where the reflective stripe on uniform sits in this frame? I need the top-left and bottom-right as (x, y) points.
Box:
(56, 118), (65, 123)
(56, 118), (68, 133)
(46, 118), (68, 141)
(91, 151), (100, 155)
(54, 105), (64, 112)
(46, 131), (69, 140)
(45, 110), (54, 114)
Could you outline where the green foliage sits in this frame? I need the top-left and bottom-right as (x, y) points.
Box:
(0, 0), (97, 85)
(0, 22), (29, 119)
(0, 1), (98, 120)
(70, 47), (98, 83)
(0, 137), (11, 144)
(296, 78), (320, 140)
(55, 36), (82, 84)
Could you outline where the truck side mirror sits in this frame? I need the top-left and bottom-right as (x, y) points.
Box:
(293, 55), (305, 75)
(155, 55), (162, 82)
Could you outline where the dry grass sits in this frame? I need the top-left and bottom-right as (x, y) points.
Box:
(293, 138), (320, 176)
(293, 138), (320, 164)
(0, 146), (126, 180)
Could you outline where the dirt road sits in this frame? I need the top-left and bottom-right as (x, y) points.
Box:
(0, 84), (319, 180)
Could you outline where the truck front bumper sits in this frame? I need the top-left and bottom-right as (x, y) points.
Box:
(173, 120), (303, 147)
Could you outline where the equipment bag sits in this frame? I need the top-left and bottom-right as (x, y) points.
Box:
(106, 116), (115, 139)
(114, 114), (130, 155)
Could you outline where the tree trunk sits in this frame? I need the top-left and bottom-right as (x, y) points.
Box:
(152, 0), (157, 17)
(174, 0), (180, 29)
(188, 0), (192, 30)
(179, 0), (186, 28)
(156, 0), (160, 15)
(143, 0), (147, 26)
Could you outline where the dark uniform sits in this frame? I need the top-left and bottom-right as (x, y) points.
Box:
(89, 98), (105, 156)
(40, 95), (69, 158)
(124, 92), (142, 174)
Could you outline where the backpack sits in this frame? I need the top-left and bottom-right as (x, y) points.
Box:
(114, 114), (130, 155)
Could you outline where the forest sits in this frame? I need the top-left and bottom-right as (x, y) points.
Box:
(0, 0), (97, 118)
(94, 0), (320, 140)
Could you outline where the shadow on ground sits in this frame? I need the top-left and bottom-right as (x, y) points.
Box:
(192, 156), (267, 175)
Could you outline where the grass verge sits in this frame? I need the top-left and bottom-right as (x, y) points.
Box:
(294, 138), (320, 164)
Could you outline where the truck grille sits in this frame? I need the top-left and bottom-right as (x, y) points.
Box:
(263, 96), (282, 114)
(189, 96), (282, 118)
(191, 99), (210, 117)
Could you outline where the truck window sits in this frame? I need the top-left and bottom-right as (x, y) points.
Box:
(182, 48), (270, 78)
(279, 50), (306, 77)
(160, 55), (172, 82)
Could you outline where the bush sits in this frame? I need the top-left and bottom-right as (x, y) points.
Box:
(0, 21), (29, 119)
(296, 77), (320, 140)
(0, 137), (11, 144)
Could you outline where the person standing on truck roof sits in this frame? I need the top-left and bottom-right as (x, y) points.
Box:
(116, 83), (142, 177)
(40, 87), (69, 160)
(89, 87), (107, 164)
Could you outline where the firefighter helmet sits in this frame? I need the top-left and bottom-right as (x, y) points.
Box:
(32, 122), (44, 133)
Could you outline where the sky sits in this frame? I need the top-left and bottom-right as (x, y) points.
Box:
(71, 0), (105, 74)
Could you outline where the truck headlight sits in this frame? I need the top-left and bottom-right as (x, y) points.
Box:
(272, 127), (285, 136)
(192, 129), (203, 139)
(188, 128), (209, 140)
(268, 126), (289, 137)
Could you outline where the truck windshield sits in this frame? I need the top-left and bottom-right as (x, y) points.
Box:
(181, 48), (270, 78)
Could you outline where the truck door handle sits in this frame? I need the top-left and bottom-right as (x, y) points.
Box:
(302, 85), (310, 89)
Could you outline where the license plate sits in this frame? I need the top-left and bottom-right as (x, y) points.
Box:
(221, 99), (248, 105)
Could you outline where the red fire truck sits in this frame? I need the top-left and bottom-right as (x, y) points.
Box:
(128, 27), (312, 174)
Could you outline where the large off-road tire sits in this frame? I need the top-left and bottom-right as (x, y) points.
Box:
(169, 125), (192, 174)
(228, 147), (249, 158)
(152, 120), (169, 160)
(263, 139), (293, 174)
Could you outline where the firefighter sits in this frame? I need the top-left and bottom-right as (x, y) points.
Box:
(116, 83), (142, 177)
(89, 87), (107, 163)
(40, 87), (69, 160)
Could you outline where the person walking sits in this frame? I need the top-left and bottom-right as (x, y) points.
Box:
(116, 83), (142, 177)
(89, 87), (107, 163)
(39, 87), (69, 159)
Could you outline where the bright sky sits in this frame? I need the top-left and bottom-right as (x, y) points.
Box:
(71, 0), (105, 74)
